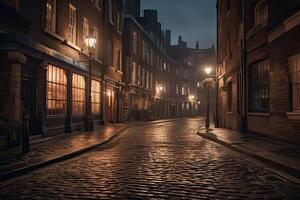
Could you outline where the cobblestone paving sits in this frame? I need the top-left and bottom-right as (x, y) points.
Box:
(0, 118), (300, 199)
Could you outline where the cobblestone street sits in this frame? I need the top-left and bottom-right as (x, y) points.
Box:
(1, 118), (300, 199)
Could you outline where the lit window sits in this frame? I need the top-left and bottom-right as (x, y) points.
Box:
(137, 65), (141, 86)
(131, 62), (137, 85)
(46, 65), (67, 116)
(46, 0), (56, 32)
(91, 80), (101, 114)
(132, 31), (137, 55)
(255, 0), (268, 28)
(68, 4), (77, 44)
(72, 73), (86, 115)
(289, 53), (300, 112)
(249, 60), (270, 112)
(116, 48), (121, 71)
(146, 70), (150, 89)
(108, 0), (113, 24)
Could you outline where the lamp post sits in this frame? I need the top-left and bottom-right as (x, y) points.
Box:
(203, 67), (216, 129)
(84, 35), (97, 131)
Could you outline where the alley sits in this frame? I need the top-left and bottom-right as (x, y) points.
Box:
(0, 118), (299, 199)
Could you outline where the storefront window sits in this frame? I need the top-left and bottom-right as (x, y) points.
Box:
(91, 80), (101, 114)
(46, 65), (67, 116)
(72, 73), (86, 114)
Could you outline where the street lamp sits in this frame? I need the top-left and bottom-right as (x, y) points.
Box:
(203, 67), (216, 129)
(84, 35), (97, 131)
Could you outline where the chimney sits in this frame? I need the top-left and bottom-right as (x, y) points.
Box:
(195, 41), (199, 49)
(144, 10), (158, 22)
(124, 0), (141, 18)
(165, 30), (171, 46)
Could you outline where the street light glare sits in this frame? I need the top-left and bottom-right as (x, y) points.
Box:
(204, 67), (212, 75)
(85, 35), (97, 48)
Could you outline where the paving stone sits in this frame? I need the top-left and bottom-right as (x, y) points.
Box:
(0, 118), (299, 199)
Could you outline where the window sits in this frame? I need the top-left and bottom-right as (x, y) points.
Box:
(249, 60), (270, 112)
(150, 48), (153, 66)
(72, 73), (86, 114)
(142, 41), (147, 61)
(68, 4), (77, 44)
(46, 0), (56, 32)
(116, 48), (121, 71)
(255, 0), (268, 28)
(108, 40), (113, 67)
(83, 17), (89, 51)
(289, 53), (300, 112)
(132, 62), (137, 85)
(146, 70), (150, 89)
(182, 86), (186, 95)
(142, 68), (145, 87)
(117, 11), (122, 32)
(93, 26), (99, 60)
(132, 31), (137, 55)
(227, 81), (232, 112)
(150, 73), (153, 90)
(95, 0), (101, 11)
(46, 65), (67, 116)
(91, 80), (101, 114)
(137, 65), (141, 86)
(176, 84), (179, 95)
(108, 0), (113, 24)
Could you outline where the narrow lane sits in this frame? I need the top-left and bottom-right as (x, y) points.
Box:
(0, 118), (299, 199)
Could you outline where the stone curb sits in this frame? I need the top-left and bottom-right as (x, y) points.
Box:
(0, 118), (186, 183)
(197, 130), (300, 179)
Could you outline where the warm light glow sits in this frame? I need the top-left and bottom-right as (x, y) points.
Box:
(84, 35), (97, 49)
(189, 95), (195, 101)
(106, 91), (112, 97)
(198, 101), (201, 104)
(204, 67), (212, 75)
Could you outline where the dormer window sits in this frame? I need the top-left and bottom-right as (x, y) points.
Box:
(254, 0), (268, 28)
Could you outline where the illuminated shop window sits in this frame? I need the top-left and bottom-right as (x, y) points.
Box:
(72, 73), (86, 115)
(46, 65), (67, 116)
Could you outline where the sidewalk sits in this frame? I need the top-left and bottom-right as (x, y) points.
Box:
(0, 118), (183, 182)
(198, 127), (300, 178)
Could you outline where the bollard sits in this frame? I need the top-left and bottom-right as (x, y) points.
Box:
(21, 110), (30, 153)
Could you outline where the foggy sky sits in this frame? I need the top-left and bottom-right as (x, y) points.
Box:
(141, 0), (216, 49)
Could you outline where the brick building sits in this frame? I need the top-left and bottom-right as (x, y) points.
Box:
(0, 0), (123, 148)
(123, 0), (200, 121)
(217, 0), (300, 143)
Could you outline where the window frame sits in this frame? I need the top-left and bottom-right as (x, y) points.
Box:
(72, 73), (86, 115)
(46, 64), (67, 116)
(68, 4), (77, 44)
(45, 0), (56, 33)
(249, 59), (270, 113)
(91, 80), (101, 114)
(289, 53), (300, 112)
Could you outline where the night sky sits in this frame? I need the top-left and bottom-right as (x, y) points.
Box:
(141, 0), (216, 49)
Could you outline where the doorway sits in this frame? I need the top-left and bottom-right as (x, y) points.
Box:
(21, 79), (40, 136)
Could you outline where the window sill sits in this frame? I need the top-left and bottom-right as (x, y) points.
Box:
(44, 29), (64, 42)
(248, 112), (270, 117)
(65, 40), (81, 51)
(115, 69), (123, 74)
(287, 112), (300, 120)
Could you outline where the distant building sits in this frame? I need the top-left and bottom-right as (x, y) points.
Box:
(217, 0), (300, 143)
